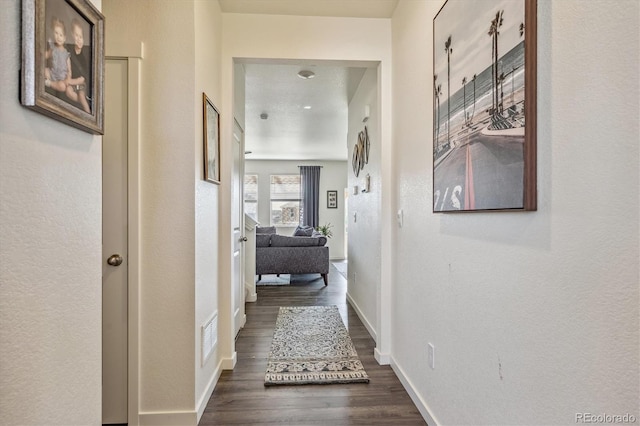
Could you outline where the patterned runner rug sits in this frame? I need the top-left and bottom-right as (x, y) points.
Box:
(264, 305), (370, 386)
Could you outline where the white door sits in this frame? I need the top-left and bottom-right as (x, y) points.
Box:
(232, 119), (245, 336)
(102, 58), (128, 424)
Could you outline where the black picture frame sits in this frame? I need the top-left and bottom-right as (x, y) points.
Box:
(327, 190), (338, 209)
(203, 93), (221, 184)
(21, 0), (105, 134)
(433, 0), (536, 212)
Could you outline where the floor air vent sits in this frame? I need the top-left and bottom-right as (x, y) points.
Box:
(201, 313), (218, 366)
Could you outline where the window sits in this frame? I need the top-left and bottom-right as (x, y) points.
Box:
(244, 174), (258, 220)
(270, 174), (301, 226)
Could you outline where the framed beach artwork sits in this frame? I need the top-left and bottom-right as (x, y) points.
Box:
(433, 0), (537, 212)
(203, 93), (221, 184)
(21, 0), (105, 134)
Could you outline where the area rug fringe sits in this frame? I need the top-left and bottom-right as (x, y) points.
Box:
(265, 305), (369, 386)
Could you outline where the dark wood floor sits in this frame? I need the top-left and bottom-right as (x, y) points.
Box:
(199, 264), (427, 425)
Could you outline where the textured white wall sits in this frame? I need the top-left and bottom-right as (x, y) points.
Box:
(105, 1), (224, 419)
(222, 14), (391, 63)
(0, 1), (102, 425)
(104, 0), (209, 418)
(194, 0), (223, 414)
(347, 68), (380, 338)
(245, 159), (347, 259)
(233, 62), (246, 129)
(391, 0), (639, 424)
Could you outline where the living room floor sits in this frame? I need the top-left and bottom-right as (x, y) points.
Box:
(199, 263), (427, 425)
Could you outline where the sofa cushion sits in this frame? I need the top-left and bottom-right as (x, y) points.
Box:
(293, 225), (314, 236)
(256, 226), (276, 234)
(256, 233), (272, 247)
(270, 234), (324, 247)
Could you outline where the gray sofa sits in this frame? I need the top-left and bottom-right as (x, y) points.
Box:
(255, 227), (329, 285)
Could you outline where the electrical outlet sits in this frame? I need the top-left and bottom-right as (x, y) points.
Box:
(428, 343), (435, 369)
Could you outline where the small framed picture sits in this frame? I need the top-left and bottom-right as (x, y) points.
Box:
(21, 0), (105, 134)
(327, 190), (338, 209)
(203, 93), (220, 184)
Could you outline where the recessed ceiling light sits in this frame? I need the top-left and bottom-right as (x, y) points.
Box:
(297, 70), (315, 79)
(303, 105), (312, 110)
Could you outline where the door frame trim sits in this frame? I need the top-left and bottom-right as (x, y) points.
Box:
(105, 51), (142, 426)
(232, 118), (246, 334)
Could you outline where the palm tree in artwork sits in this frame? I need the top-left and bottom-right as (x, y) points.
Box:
(510, 66), (516, 105)
(444, 35), (452, 146)
(461, 76), (467, 126)
(488, 10), (504, 117)
(433, 75), (442, 151)
(498, 71), (505, 114)
(470, 74), (477, 123)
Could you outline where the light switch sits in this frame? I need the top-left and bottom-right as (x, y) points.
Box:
(397, 209), (403, 227)
(353, 212), (357, 223)
(428, 343), (435, 369)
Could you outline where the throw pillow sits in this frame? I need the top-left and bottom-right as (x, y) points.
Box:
(293, 225), (314, 236)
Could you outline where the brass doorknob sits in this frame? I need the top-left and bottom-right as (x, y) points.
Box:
(107, 254), (123, 266)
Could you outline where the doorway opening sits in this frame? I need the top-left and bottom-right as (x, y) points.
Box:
(235, 59), (384, 358)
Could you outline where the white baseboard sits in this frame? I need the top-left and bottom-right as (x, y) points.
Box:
(346, 292), (377, 342)
(196, 359), (223, 423)
(245, 284), (257, 302)
(374, 347), (391, 365)
(221, 351), (237, 370)
(390, 356), (439, 426)
(139, 410), (197, 426)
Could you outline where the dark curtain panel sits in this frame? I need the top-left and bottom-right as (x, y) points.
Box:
(299, 166), (321, 228)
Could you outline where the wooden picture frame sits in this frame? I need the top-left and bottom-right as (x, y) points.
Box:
(433, 0), (537, 212)
(21, 0), (105, 134)
(327, 190), (338, 209)
(203, 93), (220, 184)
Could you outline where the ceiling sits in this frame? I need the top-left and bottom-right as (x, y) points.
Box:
(243, 63), (367, 161)
(220, 0), (398, 161)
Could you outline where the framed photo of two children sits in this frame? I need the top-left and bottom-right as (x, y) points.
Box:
(21, 0), (105, 134)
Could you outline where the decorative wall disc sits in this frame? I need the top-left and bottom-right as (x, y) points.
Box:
(352, 126), (370, 177)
